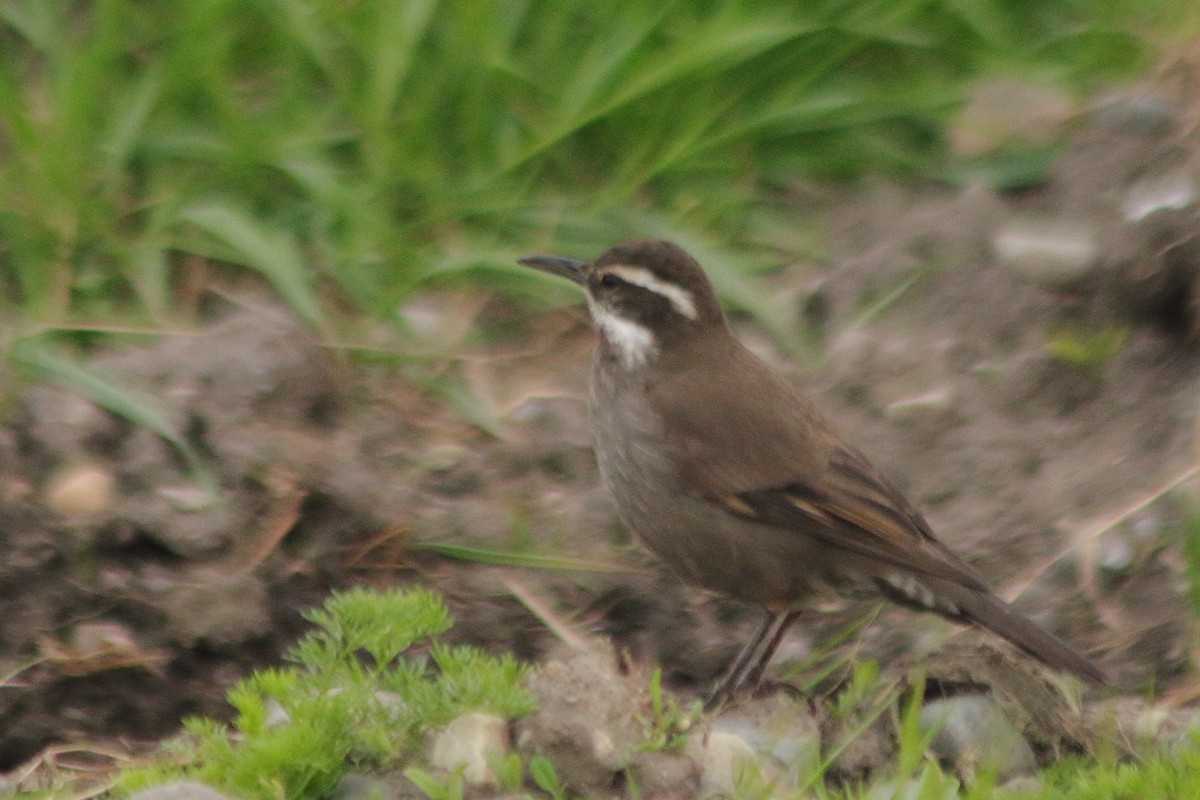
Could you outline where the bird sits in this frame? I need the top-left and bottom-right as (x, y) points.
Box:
(518, 238), (1105, 707)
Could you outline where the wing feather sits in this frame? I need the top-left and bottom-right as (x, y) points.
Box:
(650, 338), (988, 593)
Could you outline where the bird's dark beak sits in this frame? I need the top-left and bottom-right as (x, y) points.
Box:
(517, 254), (587, 286)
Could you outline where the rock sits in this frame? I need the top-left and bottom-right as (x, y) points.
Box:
(863, 775), (960, 800)
(883, 387), (959, 426)
(1090, 91), (1177, 135)
(687, 730), (763, 797)
(502, 394), (594, 480)
(395, 291), (486, 346)
(157, 484), (215, 512)
(263, 698), (289, 728)
(44, 462), (115, 518)
(19, 385), (121, 463)
(919, 694), (1036, 782)
(129, 781), (236, 800)
(822, 705), (896, 783)
(1086, 697), (1200, 757)
(154, 567), (271, 647)
(998, 775), (1044, 795)
(628, 749), (701, 799)
(1122, 172), (1197, 222)
(950, 79), (1075, 156)
(993, 219), (1100, 287)
(922, 640), (1092, 752)
(709, 692), (822, 785)
(429, 712), (510, 788)
(132, 496), (236, 557)
(514, 643), (640, 793)
(330, 772), (397, 800)
(418, 442), (484, 496)
(1094, 511), (1162, 588)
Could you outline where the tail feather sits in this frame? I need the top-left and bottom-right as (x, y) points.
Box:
(925, 575), (1107, 684)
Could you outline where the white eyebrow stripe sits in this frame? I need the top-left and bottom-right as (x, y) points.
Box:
(602, 265), (698, 320)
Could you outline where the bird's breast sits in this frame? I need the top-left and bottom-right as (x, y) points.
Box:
(588, 360), (672, 521)
(587, 358), (835, 605)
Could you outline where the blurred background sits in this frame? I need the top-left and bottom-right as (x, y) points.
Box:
(3, 0), (1200, 792)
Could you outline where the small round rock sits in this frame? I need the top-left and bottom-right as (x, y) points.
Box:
(129, 781), (235, 800)
(429, 711), (510, 788)
(44, 462), (115, 518)
(920, 694), (1036, 782)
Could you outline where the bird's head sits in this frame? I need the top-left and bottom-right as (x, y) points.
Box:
(519, 239), (725, 368)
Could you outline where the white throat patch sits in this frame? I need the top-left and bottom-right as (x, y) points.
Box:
(601, 265), (698, 320)
(589, 301), (657, 369)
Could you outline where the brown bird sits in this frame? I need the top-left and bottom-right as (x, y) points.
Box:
(519, 239), (1105, 706)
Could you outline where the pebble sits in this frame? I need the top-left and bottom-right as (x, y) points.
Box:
(883, 387), (958, 425)
(157, 484), (215, 512)
(1121, 172), (1196, 222)
(429, 712), (510, 788)
(330, 772), (395, 800)
(1094, 510), (1163, 587)
(514, 643), (640, 793)
(44, 462), (115, 518)
(993, 219), (1099, 287)
(863, 775), (960, 800)
(629, 749), (701, 798)
(1089, 697), (1200, 757)
(949, 79), (1075, 155)
(156, 567), (271, 647)
(919, 694), (1036, 782)
(128, 781), (235, 800)
(710, 692), (822, 783)
(1090, 92), (1177, 134)
(687, 730), (763, 797)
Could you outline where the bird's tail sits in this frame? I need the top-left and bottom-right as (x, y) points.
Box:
(922, 575), (1107, 684)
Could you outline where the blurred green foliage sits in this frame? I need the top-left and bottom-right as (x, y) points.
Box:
(0, 0), (1183, 330)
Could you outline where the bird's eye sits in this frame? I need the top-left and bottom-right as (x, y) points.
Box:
(599, 273), (622, 288)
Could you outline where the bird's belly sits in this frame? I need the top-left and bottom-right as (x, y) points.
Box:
(631, 492), (840, 606)
(590, 374), (839, 606)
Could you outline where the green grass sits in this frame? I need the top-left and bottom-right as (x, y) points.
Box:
(4, 6), (1200, 792)
(15, 589), (1200, 798)
(1045, 323), (1129, 369)
(0, 0), (1184, 343)
(112, 586), (533, 800)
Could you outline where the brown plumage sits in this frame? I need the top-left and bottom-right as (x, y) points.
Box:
(519, 238), (1105, 704)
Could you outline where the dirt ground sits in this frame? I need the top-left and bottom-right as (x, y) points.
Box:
(2, 83), (1200, 780)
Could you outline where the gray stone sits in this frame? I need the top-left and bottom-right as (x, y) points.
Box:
(710, 692), (822, 783)
(687, 730), (764, 797)
(429, 712), (509, 788)
(514, 642), (640, 793)
(883, 387), (959, 426)
(629, 749), (701, 798)
(129, 780), (236, 800)
(330, 772), (396, 800)
(155, 567), (270, 646)
(1122, 172), (1197, 221)
(920, 694), (1036, 782)
(44, 462), (116, 518)
(863, 775), (960, 800)
(993, 219), (1099, 286)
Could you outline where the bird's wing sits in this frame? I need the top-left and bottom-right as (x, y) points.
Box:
(723, 443), (991, 592)
(653, 345), (989, 592)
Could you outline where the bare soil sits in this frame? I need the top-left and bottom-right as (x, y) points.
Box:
(2, 86), (1200, 782)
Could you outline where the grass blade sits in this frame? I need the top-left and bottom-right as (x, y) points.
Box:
(9, 335), (218, 496)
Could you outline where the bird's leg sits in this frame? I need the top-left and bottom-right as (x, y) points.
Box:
(743, 609), (801, 687)
(704, 609), (798, 711)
